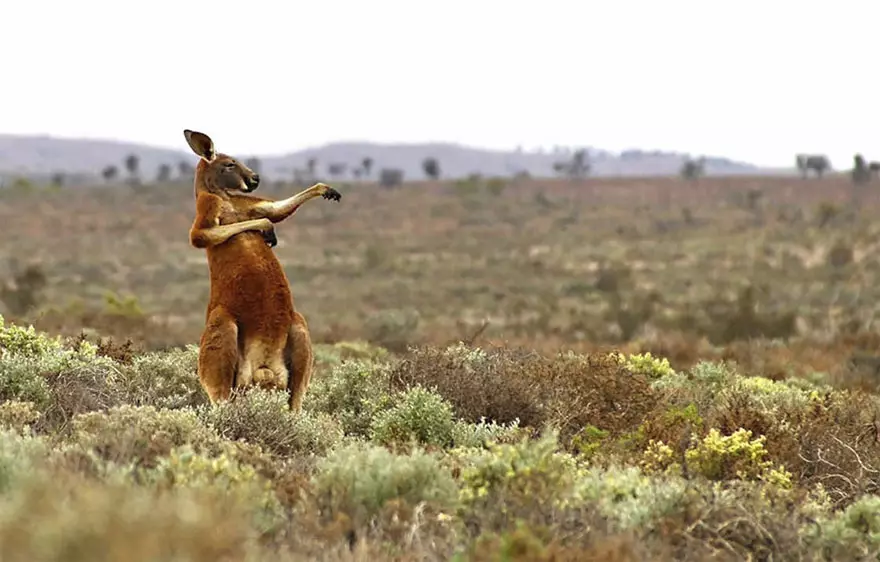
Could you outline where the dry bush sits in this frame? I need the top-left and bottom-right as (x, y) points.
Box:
(391, 344), (544, 427)
(305, 359), (394, 437)
(655, 484), (818, 562)
(39, 357), (127, 432)
(95, 336), (136, 364)
(116, 346), (207, 410)
(786, 390), (880, 509)
(70, 405), (219, 469)
(200, 388), (343, 458)
(464, 522), (657, 562)
(391, 344), (657, 441)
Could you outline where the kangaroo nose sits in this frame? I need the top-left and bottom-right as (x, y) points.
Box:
(251, 174), (260, 186)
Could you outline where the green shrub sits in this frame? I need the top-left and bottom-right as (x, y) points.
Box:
(118, 346), (206, 409)
(729, 375), (825, 417)
(0, 316), (63, 357)
(370, 385), (456, 447)
(574, 465), (687, 530)
(642, 427), (792, 488)
(201, 388), (343, 457)
(306, 359), (394, 437)
(453, 431), (582, 517)
(650, 360), (739, 411)
(0, 319), (127, 428)
(0, 429), (48, 493)
(615, 351), (675, 379)
(0, 355), (52, 410)
(0, 401), (41, 432)
(805, 494), (880, 558)
(570, 424), (610, 459)
(146, 445), (286, 535)
(451, 418), (527, 449)
(311, 441), (458, 527)
(71, 405), (218, 468)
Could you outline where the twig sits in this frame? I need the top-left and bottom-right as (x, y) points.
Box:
(463, 319), (490, 346)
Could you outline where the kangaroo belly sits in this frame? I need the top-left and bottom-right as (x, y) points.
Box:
(205, 235), (295, 336)
(204, 236), (294, 393)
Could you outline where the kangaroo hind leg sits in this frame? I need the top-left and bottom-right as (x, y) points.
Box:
(286, 311), (314, 414)
(198, 307), (239, 403)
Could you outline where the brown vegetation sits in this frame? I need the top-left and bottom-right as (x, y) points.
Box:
(2, 168), (880, 559)
(1, 174), (878, 373)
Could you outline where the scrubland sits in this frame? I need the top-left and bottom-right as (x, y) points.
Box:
(1, 174), (880, 560)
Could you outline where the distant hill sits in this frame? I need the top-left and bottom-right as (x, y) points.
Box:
(0, 134), (770, 184)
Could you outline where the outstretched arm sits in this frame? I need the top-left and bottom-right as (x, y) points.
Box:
(189, 194), (273, 249)
(252, 182), (341, 224)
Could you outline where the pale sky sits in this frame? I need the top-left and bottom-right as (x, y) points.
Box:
(3, 0), (878, 167)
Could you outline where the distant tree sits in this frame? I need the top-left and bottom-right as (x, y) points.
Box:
(327, 163), (346, 179)
(245, 157), (261, 174)
(680, 156), (706, 180)
(361, 157), (373, 178)
(553, 148), (590, 179)
(871, 161), (880, 179)
(852, 154), (871, 185)
(422, 157), (441, 180)
(50, 172), (65, 188)
(156, 163), (172, 183)
(570, 149), (590, 178)
(177, 160), (194, 180)
(101, 165), (118, 183)
(353, 168), (363, 179)
(177, 160), (196, 181)
(795, 154), (831, 179)
(379, 168), (404, 189)
(124, 153), (140, 185)
(306, 158), (317, 175)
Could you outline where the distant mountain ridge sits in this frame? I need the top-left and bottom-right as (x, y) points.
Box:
(0, 133), (769, 184)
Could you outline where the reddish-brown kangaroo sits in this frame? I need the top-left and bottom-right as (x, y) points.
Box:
(183, 129), (341, 413)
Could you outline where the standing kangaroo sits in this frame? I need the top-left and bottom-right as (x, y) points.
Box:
(183, 129), (341, 413)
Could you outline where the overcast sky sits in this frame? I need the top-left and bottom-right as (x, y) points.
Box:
(2, 0), (877, 167)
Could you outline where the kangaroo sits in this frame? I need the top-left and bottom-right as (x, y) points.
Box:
(183, 129), (341, 413)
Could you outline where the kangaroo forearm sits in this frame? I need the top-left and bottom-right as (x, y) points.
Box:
(191, 219), (267, 248)
(260, 187), (323, 222)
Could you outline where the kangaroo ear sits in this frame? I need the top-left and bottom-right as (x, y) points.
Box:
(183, 129), (216, 162)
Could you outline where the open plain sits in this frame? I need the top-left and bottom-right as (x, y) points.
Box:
(3, 174), (880, 560)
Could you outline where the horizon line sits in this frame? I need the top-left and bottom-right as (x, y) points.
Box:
(0, 130), (759, 166)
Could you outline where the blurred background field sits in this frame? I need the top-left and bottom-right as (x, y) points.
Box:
(4, 172), (880, 382)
